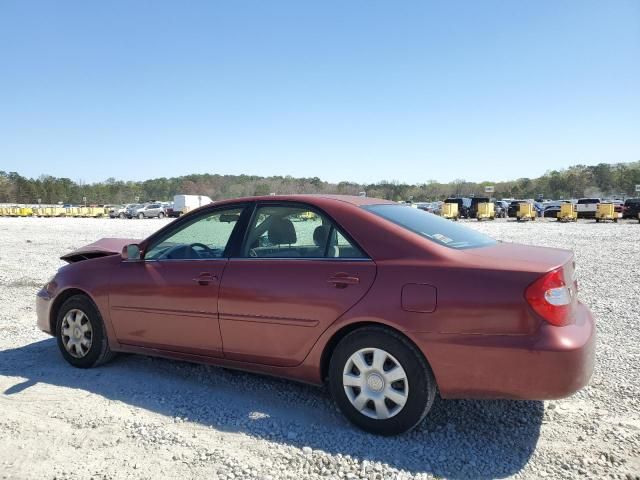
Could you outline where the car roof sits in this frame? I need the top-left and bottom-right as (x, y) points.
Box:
(211, 194), (396, 207)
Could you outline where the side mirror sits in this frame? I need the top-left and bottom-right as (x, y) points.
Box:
(121, 244), (142, 261)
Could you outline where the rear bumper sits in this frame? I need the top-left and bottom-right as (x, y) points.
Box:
(36, 288), (54, 335)
(414, 302), (595, 400)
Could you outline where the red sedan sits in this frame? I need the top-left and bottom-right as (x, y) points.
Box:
(36, 195), (595, 435)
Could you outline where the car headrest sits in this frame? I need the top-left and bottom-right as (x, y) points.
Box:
(268, 217), (297, 245)
(313, 225), (330, 247)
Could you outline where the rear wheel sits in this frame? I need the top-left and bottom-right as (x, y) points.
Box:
(118, 212), (125, 219)
(138, 213), (144, 219)
(157, 212), (165, 219)
(329, 327), (436, 435)
(55, 295), (114, 368)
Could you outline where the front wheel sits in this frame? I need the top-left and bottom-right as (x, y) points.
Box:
(118, 213), (125, 219)
(157, 212), (165, 219)
(329, 327), (436, 435)
(55, 295), (114, 368)
(138, 213), (144, 219)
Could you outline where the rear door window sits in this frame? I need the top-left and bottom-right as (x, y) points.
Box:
(242, 205), (366, 259)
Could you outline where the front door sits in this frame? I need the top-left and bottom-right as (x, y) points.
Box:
(109, 205), (246, 356)
(219, 203), (376, 366)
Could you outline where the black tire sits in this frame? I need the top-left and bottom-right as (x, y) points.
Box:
(55, 294), (114, 368)
(118, 213), (125, 219)
(157, 212), (165, 219)
(328, 326), (436, 436)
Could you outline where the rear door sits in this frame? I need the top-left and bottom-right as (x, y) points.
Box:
(218, 202), (376, 366)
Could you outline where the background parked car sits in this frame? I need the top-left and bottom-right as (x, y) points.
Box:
(444, 197), (471, 218)
(623, 198), (640, 219)
(109, 204), (135, 219)
(533, 201), (544, 217)
(507, 200), (524, 218)
(542, 201), (571, 219)
(416, 201), (442, 215)
(494, 200), (509, 218)
(129, 203), (166, 219)
(576, 198), (601, 218)
(125, 204), (143, 218)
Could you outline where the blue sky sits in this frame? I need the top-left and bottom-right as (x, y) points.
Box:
(0, 1), (638, 184)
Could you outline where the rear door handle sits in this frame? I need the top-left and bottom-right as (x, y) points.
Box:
(192, 273), (217, 286)
(328, 274), (360, 288)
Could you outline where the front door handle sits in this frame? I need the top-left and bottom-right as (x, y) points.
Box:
(192, 273), (217, 286)
(328, 273), (360, 288)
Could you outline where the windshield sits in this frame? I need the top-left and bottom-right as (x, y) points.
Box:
(363, 204), (497, 250)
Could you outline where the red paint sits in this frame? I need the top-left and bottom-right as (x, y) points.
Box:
(36, 194), (595, 400)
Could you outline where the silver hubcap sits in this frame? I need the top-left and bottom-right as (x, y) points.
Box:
(343, 348), (409, 420)
(61, 309), (93, 358)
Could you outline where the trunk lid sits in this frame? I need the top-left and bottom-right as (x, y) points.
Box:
(461, 241), (574, 275)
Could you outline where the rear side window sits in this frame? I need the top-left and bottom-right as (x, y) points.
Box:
(364, 204), (496, 250)
(242, 205), (366, 259)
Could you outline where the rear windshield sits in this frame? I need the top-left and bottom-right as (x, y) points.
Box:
(577, 198), (600, 204)
(363, 204), (497, 250)
(624, 198), (640, 205)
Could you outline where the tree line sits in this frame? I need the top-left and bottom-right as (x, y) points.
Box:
(0, 161), (639, 205)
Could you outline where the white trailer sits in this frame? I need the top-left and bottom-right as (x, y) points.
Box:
(170, 194), (213, 217)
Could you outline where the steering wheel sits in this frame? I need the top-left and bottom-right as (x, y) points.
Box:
(190, 243), (216, 258)
(249, 248), (258, 258)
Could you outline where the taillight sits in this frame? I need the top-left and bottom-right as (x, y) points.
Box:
(525, 268), (575, 326)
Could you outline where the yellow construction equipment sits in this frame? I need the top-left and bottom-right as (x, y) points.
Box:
(65, 207), (81, 217)
(298, 211), (317, 221)
(442, 202), (459, 220)
(18, 207), (33, 217)
(476, 202), (495, 221)
(557, 203), (577, 222)
(517, 202), (536, 222)
(87, 206), (104, 217)
(595, 203), (617, 223)
(51, 207), (66, 217)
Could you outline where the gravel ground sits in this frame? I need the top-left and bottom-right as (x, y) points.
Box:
(0, 216), (638, 480)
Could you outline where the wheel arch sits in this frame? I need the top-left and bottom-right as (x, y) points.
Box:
(319, 321), (435, 384)
(49, 288), (97, 333)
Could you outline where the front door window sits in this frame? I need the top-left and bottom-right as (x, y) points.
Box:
(145, 207), (244, 260)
